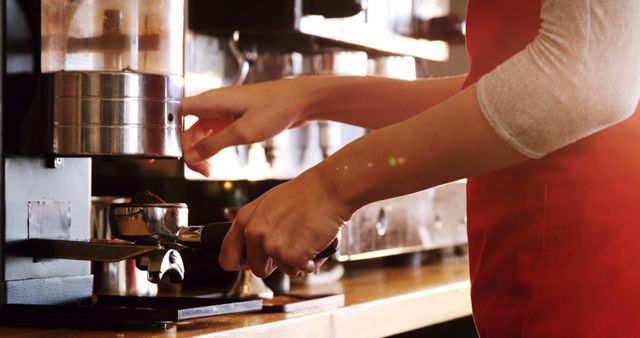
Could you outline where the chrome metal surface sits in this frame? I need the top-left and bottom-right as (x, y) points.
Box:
(337, 182), (467, 261)
(29, 239), (159, 262)
(91, 196), (157, 296)
(175, 225), (205, 243)
(47, 72), (184, 158)
(136, 249), (185, 283)
(27, 200), (72, 240)
(227, 270), (274, 300)
(109, 203), (189, 242)
(91, 196), (129, 240)
(228, 32), (250, 86)
(94, 259), (158, 297)
(29, 239), (183, 285)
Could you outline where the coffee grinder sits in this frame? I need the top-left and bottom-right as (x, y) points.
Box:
(1, 0), (185, 305)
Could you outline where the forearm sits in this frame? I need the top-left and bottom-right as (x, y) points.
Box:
(300, 75), (466, 129)
(310, 84), (527, 218)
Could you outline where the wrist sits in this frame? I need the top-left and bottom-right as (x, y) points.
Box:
(294, 76), (328, 121)
(306, 158), (360, 221)
(296, 76), (366, 121)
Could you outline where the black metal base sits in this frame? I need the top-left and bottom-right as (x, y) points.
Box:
(0, 295), (262, 329)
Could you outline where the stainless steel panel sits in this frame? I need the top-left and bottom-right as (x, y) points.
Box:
(4, 157), (91, 281)
(338, 181), (467, 261)
(27, 200), (71, 240)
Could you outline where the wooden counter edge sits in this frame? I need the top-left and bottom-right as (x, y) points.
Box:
(203, 280), (472, 338)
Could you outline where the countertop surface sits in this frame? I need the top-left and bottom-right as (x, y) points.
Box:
(0, 259), (471, 338)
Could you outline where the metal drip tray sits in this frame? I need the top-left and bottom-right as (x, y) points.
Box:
(0, 296), (262, 328)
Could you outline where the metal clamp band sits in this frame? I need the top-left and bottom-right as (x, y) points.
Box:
(46, 72), (184, 158)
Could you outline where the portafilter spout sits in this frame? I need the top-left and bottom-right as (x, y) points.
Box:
(27, 240), (185, 285)
(136, 249), (185, 284)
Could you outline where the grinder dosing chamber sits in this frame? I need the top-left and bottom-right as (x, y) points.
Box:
(41, 0), (184, 158)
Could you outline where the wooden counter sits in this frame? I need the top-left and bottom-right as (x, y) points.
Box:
(0, 261), (471, 338)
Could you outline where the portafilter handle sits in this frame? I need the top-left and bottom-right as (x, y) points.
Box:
(316, 238), (339, 260)
(175, 221), (232, 248)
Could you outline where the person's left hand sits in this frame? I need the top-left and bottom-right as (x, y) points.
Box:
(218, 169), (348, 277)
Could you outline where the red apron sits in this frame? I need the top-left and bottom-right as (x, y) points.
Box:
(464, 1), (640, 337)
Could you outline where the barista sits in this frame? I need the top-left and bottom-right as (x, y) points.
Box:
(182, 1), (640, 336)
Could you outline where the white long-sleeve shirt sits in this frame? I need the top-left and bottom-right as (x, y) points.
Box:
(477, 0), (640, 158)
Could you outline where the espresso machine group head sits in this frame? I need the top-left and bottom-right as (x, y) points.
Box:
(1, 0), (185, 306)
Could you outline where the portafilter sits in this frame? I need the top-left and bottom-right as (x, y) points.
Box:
(109, 202), (232, 249)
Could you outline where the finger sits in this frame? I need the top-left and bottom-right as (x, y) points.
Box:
(303, 259), (316, 273)
(183, 122), (247, 165)
(218, 220), (247, 271)
(246, 235), (274, 278)
(183, 119), (231, 147)
(289, 120), (309, 129)
(182, 121), (216, 176)
(239, 196), (278, 278)
(181, 120), (226, 164)
(219, 199), (262, 271)
(183, 89), (246, 119)
(310, 257), (329, 272)
(280, 252), (315, 274)
(182, 120), (210, 149)
(244, 222), (277, 278)
(185, 161), (212, 177)
(272, 257), (300, 277)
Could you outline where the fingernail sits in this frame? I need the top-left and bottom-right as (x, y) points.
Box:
(203, 162), (212, 176)
(193, 142), (212, 163)
(266, 257), (274, 272)
(198, 167), (209, 177)
(304, 260), (315, 273)
(238, 258), (247, 270)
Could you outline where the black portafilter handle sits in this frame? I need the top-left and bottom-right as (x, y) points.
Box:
(196, 222), (339, 260)
(198, 221), (233, 251)
(315, 238), (339, 259)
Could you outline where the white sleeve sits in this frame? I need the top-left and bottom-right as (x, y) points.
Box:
(476, 0), (640, 158)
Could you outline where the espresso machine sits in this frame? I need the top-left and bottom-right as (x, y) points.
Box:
(0, 0), (265, 326)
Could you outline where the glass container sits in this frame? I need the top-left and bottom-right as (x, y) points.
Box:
(42, 0), (184, 75)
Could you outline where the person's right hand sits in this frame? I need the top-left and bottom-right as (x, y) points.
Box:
(218, 167), (348, 277)
(182, 78), (315, 176)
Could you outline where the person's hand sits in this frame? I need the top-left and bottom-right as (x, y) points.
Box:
(218, 169), (348, 277)
(182, 79), (314, 176)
